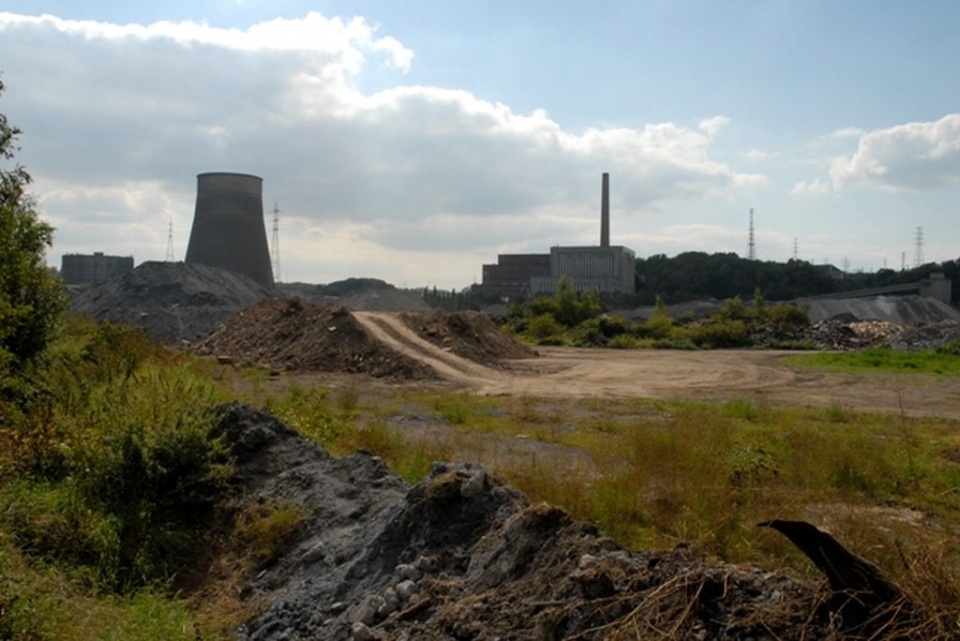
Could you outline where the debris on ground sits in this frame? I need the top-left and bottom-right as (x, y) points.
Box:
(398, 310), (538, 366)
(192, 299), (535, 378)
(194, 299), (436, 379)
(890, 321), (960, 351)
(70, 261), (282, 344)
(215, 403), (922, 641)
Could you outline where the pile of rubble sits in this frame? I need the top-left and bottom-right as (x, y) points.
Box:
(891, 321), (960, 351)
(192, 299), (535, 378)
(219, 404), (864, 641)
(399, 310), (537, 366)
(194, 299), (435, 379)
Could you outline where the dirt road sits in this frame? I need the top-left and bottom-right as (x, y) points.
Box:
(354, 312), (960, 419)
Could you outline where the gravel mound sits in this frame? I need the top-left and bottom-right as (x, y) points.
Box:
(801, 295), (960, 325)
(70, 261), (282, 344)
(218, 404), (838, 641)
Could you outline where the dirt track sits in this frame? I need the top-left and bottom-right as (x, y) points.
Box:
(353, 312), (960, 419)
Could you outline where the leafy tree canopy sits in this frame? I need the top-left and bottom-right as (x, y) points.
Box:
(0, 78), (67, 373)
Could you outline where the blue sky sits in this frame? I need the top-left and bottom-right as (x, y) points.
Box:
(0, 1), (957, 287)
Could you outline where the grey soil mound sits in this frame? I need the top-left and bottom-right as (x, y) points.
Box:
(194, 299), (436, 379)
(800, 295), (960, 324)
(70, 261), (282, 344)
(219, 404), (839, 641)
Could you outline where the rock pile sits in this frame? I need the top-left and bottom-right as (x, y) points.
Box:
(218, 404), (843, 641)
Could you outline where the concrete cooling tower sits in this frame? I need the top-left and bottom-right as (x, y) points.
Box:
(185, 172), (274, 287)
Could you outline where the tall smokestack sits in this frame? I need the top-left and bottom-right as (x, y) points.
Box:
(185, 172), (274, 287)
(600, 172), (610, 247)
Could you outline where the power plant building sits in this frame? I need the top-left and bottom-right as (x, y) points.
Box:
(479, 173), (637, 299)
(530, 245), (636, 294)
(61, 252), (134, 285)
(185, 172), (274, 287)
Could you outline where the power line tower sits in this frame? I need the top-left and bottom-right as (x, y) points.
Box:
(913, 226), (924, 269)
(271, 202), (281, 283)
(747, 208), (756, 260)
(165, 218), (174, 262)
(792, 237), (798, 261)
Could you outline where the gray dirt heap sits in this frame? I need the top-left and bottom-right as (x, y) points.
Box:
(220, 404), (843, 641)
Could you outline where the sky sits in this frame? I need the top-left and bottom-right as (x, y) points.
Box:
(0, 1), (958, 289)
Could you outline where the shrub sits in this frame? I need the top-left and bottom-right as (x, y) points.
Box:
(526, 313), (565, 345)
(690, 319), (751, 348)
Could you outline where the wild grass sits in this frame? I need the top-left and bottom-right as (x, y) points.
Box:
(784, 345), (960, 376)
(6, 313), (959, 638)
(0, 318), (235, 639)
(254, 382), (960, 594)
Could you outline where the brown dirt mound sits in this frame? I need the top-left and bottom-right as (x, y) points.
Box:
(192, 300), (535, 379)
(398, 310), (538, 366)
(193, 299), (436, 379)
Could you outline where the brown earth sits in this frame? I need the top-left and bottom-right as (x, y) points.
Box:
(197, 299), (960, 419)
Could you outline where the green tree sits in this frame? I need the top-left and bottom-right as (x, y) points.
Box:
(0, 79), (67, 374)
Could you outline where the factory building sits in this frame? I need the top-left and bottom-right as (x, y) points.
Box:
(480, 254), (552, 298)
(60, 252), (134, 285)
(479, 173), (637, 299)
(530, 245), (636, 294)
(185, 172), (274, 287)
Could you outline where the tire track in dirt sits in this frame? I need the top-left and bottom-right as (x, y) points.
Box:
(353, 312), (502, 385)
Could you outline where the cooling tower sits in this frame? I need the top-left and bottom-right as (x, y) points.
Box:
(185, 172), (274, 287)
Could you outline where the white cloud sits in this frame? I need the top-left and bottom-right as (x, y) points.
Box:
(801, 114), (960, 193)
(0, 11), (766, 287)
(790, 178), (832, 195)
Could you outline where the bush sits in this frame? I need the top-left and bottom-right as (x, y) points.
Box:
(571, 315), (629, 347)
(767, 303), (810, 330)
(1, 320), (231, 590)
(527, 313), (566, 345)
(690, 319), (751, 348)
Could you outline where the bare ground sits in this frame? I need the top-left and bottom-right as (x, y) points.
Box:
(351, 313), (960, 420)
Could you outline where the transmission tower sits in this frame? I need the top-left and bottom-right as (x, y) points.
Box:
(165, 218), (174, 262)
(792, 237), (798, 261)
(913, 226), (924, 269)
(747, 208), (756, 260)
(271, 202), (281, 283)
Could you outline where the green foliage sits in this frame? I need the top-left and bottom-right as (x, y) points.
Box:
(688, 318), (751, 348)
(0, 320), (231, 591)
(570, 315), (629, 347)
(785, 346), (960, 376)
(265, 385), (349, 447)
(635, 295), (674, 340)
(526, 313), (566, 345)
(0, 80), (68, 380)
(766, 302), (810, 330)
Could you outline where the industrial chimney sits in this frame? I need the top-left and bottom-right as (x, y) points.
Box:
(600, 172), (610, 248)
(185, 172), (274, 287)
